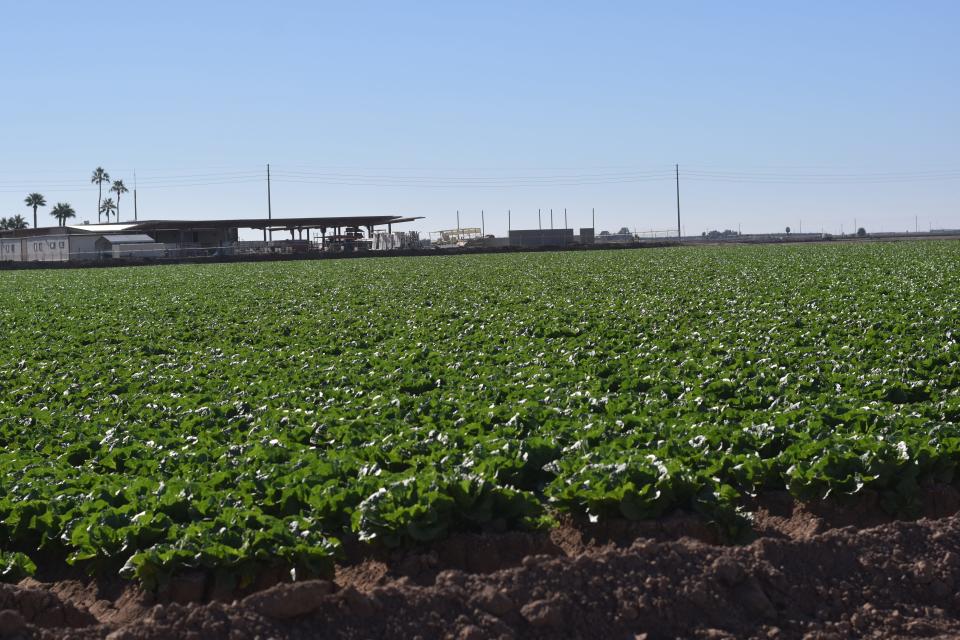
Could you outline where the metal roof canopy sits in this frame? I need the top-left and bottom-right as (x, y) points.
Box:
(66, 215), (421, 233)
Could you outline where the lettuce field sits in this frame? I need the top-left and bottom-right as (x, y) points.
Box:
(1, 242), (959, 587)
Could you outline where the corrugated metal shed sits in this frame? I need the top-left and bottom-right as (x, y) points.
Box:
(96, 234), (157, 244)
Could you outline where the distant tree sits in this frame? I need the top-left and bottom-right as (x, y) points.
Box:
(91, 167), (110, 223)
(857, 227), (866, 237)
(785, 226), (791, 234)
(24, 193), (46, 230)
(110, 180), (128, 221)
(617, 227), (631, 235)
(5, 214), (29, 229)
(599, 230), (611, 236)
(51, 202), (76, 227)
(99, 197), (117, 223)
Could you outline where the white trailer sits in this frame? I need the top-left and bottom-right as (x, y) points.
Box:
(25, 236), (70, 262)
(0, 238), (23, 261)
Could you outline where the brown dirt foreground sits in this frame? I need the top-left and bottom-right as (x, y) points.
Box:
(6, 490), (960, 640)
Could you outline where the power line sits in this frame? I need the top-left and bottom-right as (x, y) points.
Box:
(270, 168), (675, 181)
(2, 164), (960, 196)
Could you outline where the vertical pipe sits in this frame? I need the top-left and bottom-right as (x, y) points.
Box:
(267, 164), (273, 241)
(675, 164), (681, 240)
(133, 170), (138, 221)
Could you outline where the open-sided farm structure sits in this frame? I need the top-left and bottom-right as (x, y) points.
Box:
(0, 215), (421, 262)
(1, 241), (960, 638)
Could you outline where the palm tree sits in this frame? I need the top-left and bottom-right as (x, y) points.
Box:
(99, 198), (117, 223)
(51, 203), (76, 227)
(24, 193), (46, 230)
(110, 180), (128, 222)
(91, 167), (110, 223)
(6, 215), (28, 229)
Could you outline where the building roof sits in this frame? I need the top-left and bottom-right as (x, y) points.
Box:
(67, 215), (421, 233)
(0, 215), (422, 238)
(95, 234), (157, 245)
(70, 224), (141, 233)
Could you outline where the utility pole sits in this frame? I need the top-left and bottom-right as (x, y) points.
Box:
(564, 207), (568, 229)
(267, 163), (273, 241)
(508, 209), (511, 232)
(675, 164), (681, 240)
(592, 207), (595, 230)
(538, 208), (542, 230)
(133, 170), (138, 221)
(481, 210), (485, 237)
(915, 215), (918, 233)
(550, 208), (554, 230)
(456, 210), (461, 239)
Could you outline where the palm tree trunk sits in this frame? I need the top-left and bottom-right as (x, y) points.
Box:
(97, 184), (102, 223)
(117, 193), (121, 222)
(32, 206), (37, 230)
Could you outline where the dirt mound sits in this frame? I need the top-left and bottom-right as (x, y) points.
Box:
(0, 582), (95, 631)
(14, 494), (960, 639)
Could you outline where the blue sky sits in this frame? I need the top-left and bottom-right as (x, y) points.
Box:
(0, 1), (957, 237)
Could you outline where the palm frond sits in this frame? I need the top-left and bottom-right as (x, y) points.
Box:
(24, 192), (46, 207)
(91, 167), (110, 184)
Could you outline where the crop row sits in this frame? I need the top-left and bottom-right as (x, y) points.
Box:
(0, 242), (958, 586)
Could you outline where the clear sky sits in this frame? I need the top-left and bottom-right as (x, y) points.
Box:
(1, 1), (957, 237)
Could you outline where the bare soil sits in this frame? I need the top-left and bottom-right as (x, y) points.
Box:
(7, 488), (960, 639)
